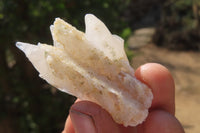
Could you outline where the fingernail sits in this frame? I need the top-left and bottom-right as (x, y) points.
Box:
(70, 109), (96, 133)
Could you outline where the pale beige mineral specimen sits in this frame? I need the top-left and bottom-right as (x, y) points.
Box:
(16, 14), (153, 127)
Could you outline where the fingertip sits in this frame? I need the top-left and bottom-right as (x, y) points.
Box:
(62, 99), (81, 133)
(135, 63), (175, 115)
(135, 63), (174, 89)
(138, 110), (185, 133)
(62, 116), (75, 133)
(69, 108), (97, 133)
(69, 101), (121, 133)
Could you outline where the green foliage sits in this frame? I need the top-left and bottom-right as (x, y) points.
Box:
(0, 0), (132, 132)
(154, 0), (200, 50)
(121, 27), (133, 61)
(121, 27), (132, 41)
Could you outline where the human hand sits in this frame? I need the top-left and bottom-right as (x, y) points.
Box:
(62, 63), (185, 133)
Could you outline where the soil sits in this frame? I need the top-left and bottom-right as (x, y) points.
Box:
(130, 44), (200, 133)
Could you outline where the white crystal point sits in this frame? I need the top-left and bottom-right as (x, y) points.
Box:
(15, 42), (75, 94)
(16, 14), (153, 127)
(85, 14), (126, 61)
(85, 14), (111, 40)
(16, 42), (48, 75)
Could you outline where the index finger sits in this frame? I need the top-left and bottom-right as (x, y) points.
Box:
(135, 63), (175, 115)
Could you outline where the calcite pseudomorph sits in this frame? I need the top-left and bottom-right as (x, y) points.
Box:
(16, 14), (153, 127)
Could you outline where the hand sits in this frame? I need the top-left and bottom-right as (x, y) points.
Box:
(62, 63), (185, 133)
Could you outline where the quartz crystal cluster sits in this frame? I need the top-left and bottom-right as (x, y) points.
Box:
(16, 14), (153, 127)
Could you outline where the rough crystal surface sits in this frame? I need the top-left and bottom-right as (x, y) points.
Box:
(16, 14), (153, 127)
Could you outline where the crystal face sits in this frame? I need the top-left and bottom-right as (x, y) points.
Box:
(16, 14), (153, 127)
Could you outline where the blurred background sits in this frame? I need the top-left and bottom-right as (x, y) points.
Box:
(0, 0), (200, 133)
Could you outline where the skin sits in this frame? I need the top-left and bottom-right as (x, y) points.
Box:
(62, 63), (185, 133)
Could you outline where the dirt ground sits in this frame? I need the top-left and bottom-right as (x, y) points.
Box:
(130, 44), (200, 133)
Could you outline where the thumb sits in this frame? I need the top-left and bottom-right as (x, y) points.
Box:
(69, 101), (121, 133)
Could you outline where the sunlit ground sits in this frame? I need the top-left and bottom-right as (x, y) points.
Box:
(131, 43), (200, 133)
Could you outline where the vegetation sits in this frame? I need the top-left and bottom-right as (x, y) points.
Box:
(153, 0), (200, 50)
(0, 0), (131, 133)
(1, 0), (199, 132)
